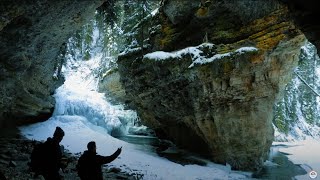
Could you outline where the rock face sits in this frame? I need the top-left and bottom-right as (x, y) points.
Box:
(117, 0), (305, 170)
(98, 68), (128, 105)
(0, 0), (104, 127)
(282, 0), (320, 55)
(0, 0), (315, 172)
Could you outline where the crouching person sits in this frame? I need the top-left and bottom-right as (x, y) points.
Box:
(77, 141), (122, 180)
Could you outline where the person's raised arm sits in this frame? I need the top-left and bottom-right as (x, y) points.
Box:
(99, 147), (122, 164)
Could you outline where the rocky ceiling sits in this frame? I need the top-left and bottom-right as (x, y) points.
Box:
(283, 0), (320, 53)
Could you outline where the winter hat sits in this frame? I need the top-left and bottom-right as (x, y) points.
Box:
(87, 141), (96, 151)
(53, 126), (65, 137)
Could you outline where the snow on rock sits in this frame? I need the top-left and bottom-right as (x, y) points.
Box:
(143, 43), (258, 68)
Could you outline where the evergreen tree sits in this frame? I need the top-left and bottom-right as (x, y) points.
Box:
(62, 0), (160, 78)
(273, 42), (320, 138)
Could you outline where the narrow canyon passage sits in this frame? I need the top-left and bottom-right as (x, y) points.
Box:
(1, 0), (320, 179)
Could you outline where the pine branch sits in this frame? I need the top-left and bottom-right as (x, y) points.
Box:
(294, 71), (320, 97)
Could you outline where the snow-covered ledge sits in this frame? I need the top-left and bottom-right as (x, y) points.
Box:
(144, 43), (258, 68)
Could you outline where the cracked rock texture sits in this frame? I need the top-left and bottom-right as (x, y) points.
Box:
(0, 0), (104, 127)
(0, 0), (317, 172)
(117, 0), (305, 170)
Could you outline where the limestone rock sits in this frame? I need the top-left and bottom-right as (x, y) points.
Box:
(162, 0), (199, 25)
(282, 0), (320, 56)
(0, 0), (104, 127)
(98, 68), (128, 104)
(0, 0), (316, 172)
(118, 0), (305, 170)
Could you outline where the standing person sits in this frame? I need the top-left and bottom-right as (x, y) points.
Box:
(30, 126), (65, 180)
(77, 141), (122, 180)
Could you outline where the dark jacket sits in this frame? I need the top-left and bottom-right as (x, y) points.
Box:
(41, 137), (63, 180)
(77, 148), (121, 180)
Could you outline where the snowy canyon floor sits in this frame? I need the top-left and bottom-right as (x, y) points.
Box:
(0, 128), (137, 180)
(1, 125), (318, 180)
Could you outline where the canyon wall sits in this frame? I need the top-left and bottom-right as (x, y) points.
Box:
(0, 0), (317, 171)
(117, 0), (305, 170)
(0, 0), (104, 126)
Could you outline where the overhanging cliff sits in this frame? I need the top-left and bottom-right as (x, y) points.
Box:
(117, 0), (305, 170)
(0, 0), (317, 172)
